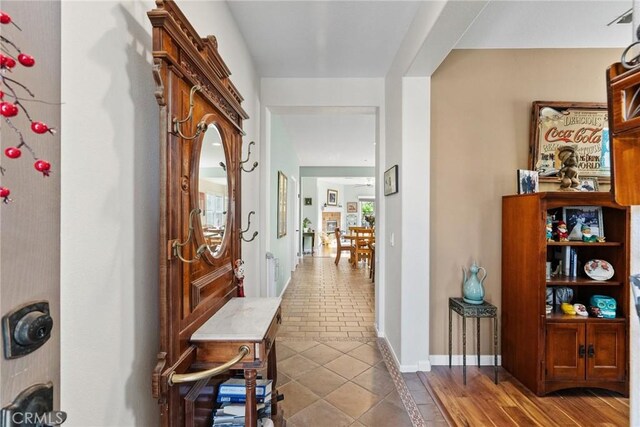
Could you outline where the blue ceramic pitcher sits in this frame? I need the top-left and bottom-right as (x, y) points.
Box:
(462, 262), (486, 305)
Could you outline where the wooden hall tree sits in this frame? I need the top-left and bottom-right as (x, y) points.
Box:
(148, 2), (281, 426)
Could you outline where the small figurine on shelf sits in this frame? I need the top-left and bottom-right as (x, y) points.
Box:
(561, 303), (576, 315)
(234, 259), (246, 297)
(581, 224), (598, 242)
(557, 146), (580, 191)
(556, 221), (569, 242)
(546, 217), (554, 242)
(574, 304), (589, 317)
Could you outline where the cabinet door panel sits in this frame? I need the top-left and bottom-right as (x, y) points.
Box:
(545, 323), (585, 381)
(587, 323), (626, 381)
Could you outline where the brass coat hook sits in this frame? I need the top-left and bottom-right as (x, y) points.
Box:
(173, 208), (208, 263)
(240, 211), (258, 242)
(241, 141), (259, 173)
(172, 85), (207, 140)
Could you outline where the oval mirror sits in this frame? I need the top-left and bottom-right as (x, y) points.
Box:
(195, 122), (229, 258)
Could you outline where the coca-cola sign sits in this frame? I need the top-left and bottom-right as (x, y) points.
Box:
(529, 102), (610, 182)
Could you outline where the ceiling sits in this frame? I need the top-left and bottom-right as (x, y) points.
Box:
(276, 111), (376, 166)
(226, 1), (422, 78)
(227, 1), (632, 168)
(318, 177), (375, 186)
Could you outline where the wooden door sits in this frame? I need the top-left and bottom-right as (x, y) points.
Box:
(0, 1), (61, 420)
(545, 323), (585, 381)
(148, 1), (249, 425)
(586, 323), (626, 381)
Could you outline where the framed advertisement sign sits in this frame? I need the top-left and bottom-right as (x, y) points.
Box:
(529, 101), (610, 183)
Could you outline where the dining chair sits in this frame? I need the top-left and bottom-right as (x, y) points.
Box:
(352, 228), (373, 268)
(334, 228), (355, 265)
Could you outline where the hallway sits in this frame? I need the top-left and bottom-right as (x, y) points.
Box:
(276, 257), (447, 426)
(279, 257), (375, 338)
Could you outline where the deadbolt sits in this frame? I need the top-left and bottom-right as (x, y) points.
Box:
(0, 382), (65, 427)
(3, 301), (53, 359)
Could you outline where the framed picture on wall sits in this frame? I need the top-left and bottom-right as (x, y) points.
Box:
(327, 189), (338, 206)
(277, 171), (287, 238)
(529, 101), (610, 183)
(304, 197), (312, 206)
(384, 165), (398, 196)
(346, 202), (357, 213)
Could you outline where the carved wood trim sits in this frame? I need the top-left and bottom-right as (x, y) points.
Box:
(190, 264), (233, 307)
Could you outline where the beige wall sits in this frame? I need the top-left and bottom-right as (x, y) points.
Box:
(431, 48), (620, 356)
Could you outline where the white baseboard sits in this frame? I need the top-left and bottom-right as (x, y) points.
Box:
(279, 276), (291, 298)
(429, 354), (502, 366)
(418, 360), (432, 372)
(379, 336), (431, 373)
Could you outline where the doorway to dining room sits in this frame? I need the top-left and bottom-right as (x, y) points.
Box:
(301, 176), (375, 260)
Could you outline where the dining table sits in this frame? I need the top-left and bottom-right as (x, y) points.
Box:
(340, 234), (375, 266)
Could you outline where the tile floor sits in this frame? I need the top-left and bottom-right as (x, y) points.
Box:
(276, 340), (413, 427)
(279, 257), (376, 339)
(276, 257), (446, 426)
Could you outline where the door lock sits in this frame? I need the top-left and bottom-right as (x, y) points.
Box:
(0, 382), (65, 426)
(3, 301), (53, 359)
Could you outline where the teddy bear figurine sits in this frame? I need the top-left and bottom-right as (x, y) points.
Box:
(557, 146), (580, 191)
(234, 259), (246, 297)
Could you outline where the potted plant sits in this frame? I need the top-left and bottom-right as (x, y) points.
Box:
(303, 217), (311, 232)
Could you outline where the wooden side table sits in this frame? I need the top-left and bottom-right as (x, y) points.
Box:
(302, 231), (315, 255)
(448, 297), (498, 385)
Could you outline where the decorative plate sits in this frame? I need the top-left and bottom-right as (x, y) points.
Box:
(584, 259), (614, 281)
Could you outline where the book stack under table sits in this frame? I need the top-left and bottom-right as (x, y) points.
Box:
(213, 378), (273, 426)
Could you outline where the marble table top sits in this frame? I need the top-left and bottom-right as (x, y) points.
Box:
(191, 297), (281, 342)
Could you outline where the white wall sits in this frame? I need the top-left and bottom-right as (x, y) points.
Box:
(343, 184), (375, 228)
(382, 0), (487, 371)
(60, 1), (260, 425)
(631, 207), (639, 425)
(269, 116), (301, 295)
(301, 177), (318, 233)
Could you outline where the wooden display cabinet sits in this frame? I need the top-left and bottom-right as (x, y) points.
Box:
(502, 192), (629, 396)
(606, 62), (640, 206)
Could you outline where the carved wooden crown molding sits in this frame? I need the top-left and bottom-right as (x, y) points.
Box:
(148, 0), (248, 123)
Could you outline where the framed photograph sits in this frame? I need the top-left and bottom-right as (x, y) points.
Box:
(517, 169), (539, 194)
(346, 202), (357, 213)
(562, 206), (604, 241)
(327, 189), (338, 206)
(277, 171), (287, 238)
(578, 177), (599, 192)
(384, 165), (398, 196)
(304, 197), (312, 206)
(529, 101), (610, 183)
(346, 214), (358, 227)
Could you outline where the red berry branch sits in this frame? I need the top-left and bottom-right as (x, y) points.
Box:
(0, 10), (55, 204)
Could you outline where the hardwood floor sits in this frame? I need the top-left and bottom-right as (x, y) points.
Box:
(419, 366), (629, 427)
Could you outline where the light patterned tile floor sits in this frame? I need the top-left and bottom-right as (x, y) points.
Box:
(276, 257), (446, 426)
(279, 257), (376, 339)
